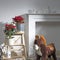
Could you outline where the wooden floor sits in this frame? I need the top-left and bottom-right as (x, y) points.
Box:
(27, 56), (60, 60)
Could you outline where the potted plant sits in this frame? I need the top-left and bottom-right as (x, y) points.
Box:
(12, 16), (24, 31)
(4, 23), (16, 39)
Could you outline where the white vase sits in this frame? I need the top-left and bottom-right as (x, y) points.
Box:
(6, 46), (11, 58)
(7, 50), (11, 58)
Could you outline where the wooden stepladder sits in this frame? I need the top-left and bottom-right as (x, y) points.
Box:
(3, 31), (27, 60)
(14, 31), (27, 59)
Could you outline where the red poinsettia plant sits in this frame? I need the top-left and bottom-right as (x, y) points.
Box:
(4, 23), (16, 38)
(13, 16), (24, 23)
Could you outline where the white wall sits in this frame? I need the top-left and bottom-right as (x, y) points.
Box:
(0, 0), (60, 23)
(0, 22), (5, 44)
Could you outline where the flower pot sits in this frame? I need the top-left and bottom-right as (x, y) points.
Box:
(16, 23), (24, 31)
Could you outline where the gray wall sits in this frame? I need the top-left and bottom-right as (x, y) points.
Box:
(0, 0), (60, 23)
(0, 0), (60, 56)
(0, 22), (5, 44)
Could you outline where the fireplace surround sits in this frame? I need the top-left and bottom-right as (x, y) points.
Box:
(22, 14), (60, 57)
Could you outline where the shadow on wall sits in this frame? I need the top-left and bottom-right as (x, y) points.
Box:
(0, 22), (5, 45)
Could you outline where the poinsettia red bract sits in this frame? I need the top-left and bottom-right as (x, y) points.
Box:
(13, 16), (24, 23)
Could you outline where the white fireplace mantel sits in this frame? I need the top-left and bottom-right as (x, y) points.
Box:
(22, 14), (60, 56)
